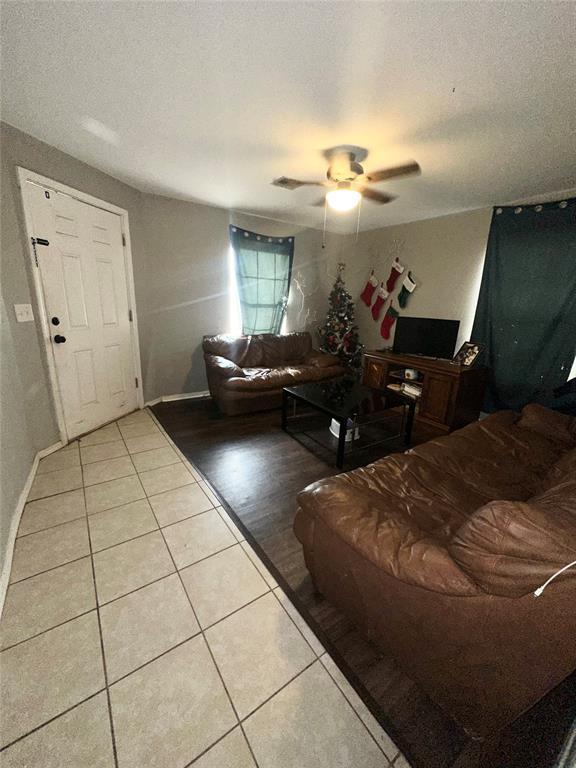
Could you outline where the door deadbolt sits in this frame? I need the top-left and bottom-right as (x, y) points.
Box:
(51, 316), (60, 326)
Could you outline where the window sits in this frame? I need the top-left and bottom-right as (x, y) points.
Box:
(229, 226), (294, 335)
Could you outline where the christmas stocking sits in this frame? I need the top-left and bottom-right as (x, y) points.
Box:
(385, 257), (405, 292)
(398, 271), (417, 309)
(381, 304), (399, 340)
(360, 271), (378, 306)
(371, 283), (389, 321)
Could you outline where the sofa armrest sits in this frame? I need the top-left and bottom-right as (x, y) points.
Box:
(450, 499), (576, 597)
(296, 479), (479, 596)
(305, 351), (339, 368)
(517, 403), (575, 447)
(204, 354), (246, 379)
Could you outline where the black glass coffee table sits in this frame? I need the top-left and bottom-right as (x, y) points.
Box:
(281, 376), (416, 468)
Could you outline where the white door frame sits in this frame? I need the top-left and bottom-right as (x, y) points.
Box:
(17, 167), (144, 444)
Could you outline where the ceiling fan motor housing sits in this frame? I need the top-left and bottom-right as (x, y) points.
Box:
(327, 152), (364, 182)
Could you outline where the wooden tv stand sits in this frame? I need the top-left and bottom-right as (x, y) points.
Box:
(362, 349), (488, 433)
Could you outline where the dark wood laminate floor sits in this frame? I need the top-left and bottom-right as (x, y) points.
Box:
(152, 399), (576, 768)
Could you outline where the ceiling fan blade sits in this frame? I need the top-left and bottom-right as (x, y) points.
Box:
(365, 161), (421, 183)
(272, 176), (324, 190)
(360, 188), (396, 205)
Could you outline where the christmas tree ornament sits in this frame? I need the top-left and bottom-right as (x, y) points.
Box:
(360, 271), (378, 306)
(385, 257), (405, 292)
(371, 283), (389, 321)
(398, 271), (417, 308)
(318, 263), (364, 370)
(381, 304), (399, 340)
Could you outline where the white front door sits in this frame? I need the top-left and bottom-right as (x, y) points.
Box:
(22, 181), (139, 439)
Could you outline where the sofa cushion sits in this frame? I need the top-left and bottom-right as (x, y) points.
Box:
(450, 499), (576, 597)
(540, 447), (576, 489)
(517, 403), (576, 448)
(260, 332), (312, 366)
(305, 351), (339, 368)
(223, 364), (341, 392)
(409, 410), (566, 501)
(335, 454), (488, 539)
(204, 354), (245, 379)
(203, 334), (264, 367)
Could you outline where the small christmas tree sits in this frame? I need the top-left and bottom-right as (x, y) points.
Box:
(318, 263), (364, 370)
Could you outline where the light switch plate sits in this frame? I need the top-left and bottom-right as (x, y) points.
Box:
(14, 303), (35, 322)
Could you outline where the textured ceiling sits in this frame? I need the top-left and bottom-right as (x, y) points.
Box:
(2, 1), (575, 232)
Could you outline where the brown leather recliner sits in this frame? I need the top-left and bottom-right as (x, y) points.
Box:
(294, 404), (576, 738)
(203, 332), (346, 416)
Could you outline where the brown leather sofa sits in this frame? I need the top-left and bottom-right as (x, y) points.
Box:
(294, 404), (576, 737)
(203, 332), (346, 416)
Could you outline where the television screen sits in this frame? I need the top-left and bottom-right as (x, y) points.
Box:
(392, 317), (460, 359)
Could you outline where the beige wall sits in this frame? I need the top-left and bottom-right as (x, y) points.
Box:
(338, 208), (493, 354)
(0, 122), (147, 573)
(139, 199), (341, 400)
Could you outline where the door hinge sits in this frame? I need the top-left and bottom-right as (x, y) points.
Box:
(122, 233), (126, 247)
(128, 309), (133, 322)
(135, 377), (139, 389)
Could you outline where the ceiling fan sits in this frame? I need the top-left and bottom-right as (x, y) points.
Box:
(272, 146), (421, 212)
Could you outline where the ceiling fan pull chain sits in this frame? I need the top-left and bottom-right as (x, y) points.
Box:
(322, 196), (328, 249)
(355, 195), (362, 242)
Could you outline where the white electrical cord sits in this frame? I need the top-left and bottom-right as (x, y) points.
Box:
(534, 560), (576, 597)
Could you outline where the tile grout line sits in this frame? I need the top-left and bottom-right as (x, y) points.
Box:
(269, 587), (323, 657)
(144, 409), (336, 767)
(146, 408), (320, 766)
(16, 512), (88, 540)
(4, 409), (398, 766)
(268, 586), (396, 762)
(0, 606), (96, 654)
(8, 552), (91, 587)
(79, 455), (120, 768)
(0, 689), (107, 754)
(149, 407), (400, 765)
(118, 413), (265, 767)
(319, 655), (398, 764)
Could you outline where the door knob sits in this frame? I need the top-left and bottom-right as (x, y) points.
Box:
(53, 334), (66, 344)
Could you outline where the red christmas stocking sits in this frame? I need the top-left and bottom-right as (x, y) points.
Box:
(371, 283), (389, 321)
(385, 257), (405, 292)
(381, 304), (399, 340)
(398, 271), (417, 308)
(360, 271), (378, 306)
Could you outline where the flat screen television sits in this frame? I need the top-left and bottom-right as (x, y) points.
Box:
(392, 317), (460, 360)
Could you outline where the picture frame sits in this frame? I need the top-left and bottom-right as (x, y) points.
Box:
(452, 341), (484, 367)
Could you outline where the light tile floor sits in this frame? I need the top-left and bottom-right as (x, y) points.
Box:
(0, 408), (410, 767)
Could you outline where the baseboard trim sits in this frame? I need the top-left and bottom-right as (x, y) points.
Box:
(0, 440), (63, 619)
(144, 391), (211, 407)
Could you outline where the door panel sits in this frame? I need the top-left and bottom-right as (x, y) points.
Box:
(420, 374), (453, 424)
(363, 359), (386, 389)
(105, 345), (125, 396)
(62, 254), (89, 327)
(96, 260), (119, 326)
(23, 182), (138, 439)
(74, 349), (98, 405)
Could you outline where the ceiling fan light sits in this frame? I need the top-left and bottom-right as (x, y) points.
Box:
(326, 188), (361, 212)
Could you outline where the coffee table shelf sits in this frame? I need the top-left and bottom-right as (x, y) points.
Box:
(281, 376), (415, 469)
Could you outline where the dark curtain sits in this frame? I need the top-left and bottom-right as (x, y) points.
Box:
(229, 226), (294, 335)
(471, 198), (576, 412)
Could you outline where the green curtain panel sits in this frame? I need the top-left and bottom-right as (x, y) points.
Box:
(230, 226), (294, 335)
(471, 198), (576, 411)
